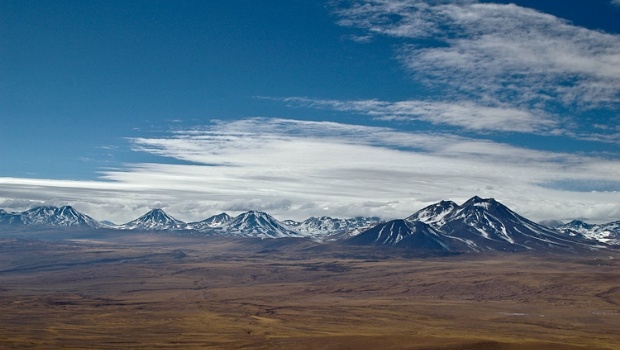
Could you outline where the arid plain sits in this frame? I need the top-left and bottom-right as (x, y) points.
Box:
(1, 233), (619, 350)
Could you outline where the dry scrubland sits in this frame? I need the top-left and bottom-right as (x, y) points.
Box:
(0, 234), (619, 350)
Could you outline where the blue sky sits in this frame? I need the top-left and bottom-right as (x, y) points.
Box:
(1, 0), (619, 223)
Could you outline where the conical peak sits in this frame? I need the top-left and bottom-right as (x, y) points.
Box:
(466, 195), (486, 203)
(241, 210), (272, 219)
(232, 210), (274, 224)
(463, 196), (498, 208)
(147, 208), (166, 215)
(121, 208), (186, 230)
(144, 208), (174, 218)
(59, 206), (79, 215)
(138, 209), (180, 222)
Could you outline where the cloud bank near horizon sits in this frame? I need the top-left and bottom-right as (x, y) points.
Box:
(0, 118), (618, 224)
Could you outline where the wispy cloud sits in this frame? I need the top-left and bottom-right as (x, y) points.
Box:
(2, 118), (617, 223)
(612, 0), (620, 6)
(333, 0), (620, 116)
(279, 97), (556, 133)
(335, 1), (620, 106)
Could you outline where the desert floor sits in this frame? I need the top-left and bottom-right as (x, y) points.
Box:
(0, 234), (619, 349)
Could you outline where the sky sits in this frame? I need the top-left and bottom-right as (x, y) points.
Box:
(1, 0), (619, 224)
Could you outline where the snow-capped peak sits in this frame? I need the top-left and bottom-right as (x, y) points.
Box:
(558, 220), (619, 245)
(398, 196), (598, 252)
(406, 200), (458, 226)
(121, 208), (187, 231)
(18, 205), (100, 228)
(286, 216), (382, 239)
(223, 211), (299, 238)
(188, 213), (232, 231)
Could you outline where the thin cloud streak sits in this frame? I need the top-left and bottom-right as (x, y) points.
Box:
(279, 97), (556, 133)
(1, 118), (618, 223)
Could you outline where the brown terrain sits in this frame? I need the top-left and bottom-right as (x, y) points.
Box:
(0, 234), (619, 349)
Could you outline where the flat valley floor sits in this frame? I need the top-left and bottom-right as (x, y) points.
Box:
(0, 234), (619, 349)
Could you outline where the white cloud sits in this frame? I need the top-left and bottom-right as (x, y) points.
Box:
(334, 0), (620, 109)
(1, 118), (618, 223)
(612, 0), (620, 6)
(280, 97), (556, 133)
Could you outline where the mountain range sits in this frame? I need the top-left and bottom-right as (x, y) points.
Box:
(350, 196), (603, 253)
(1, 197), (618, 253)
